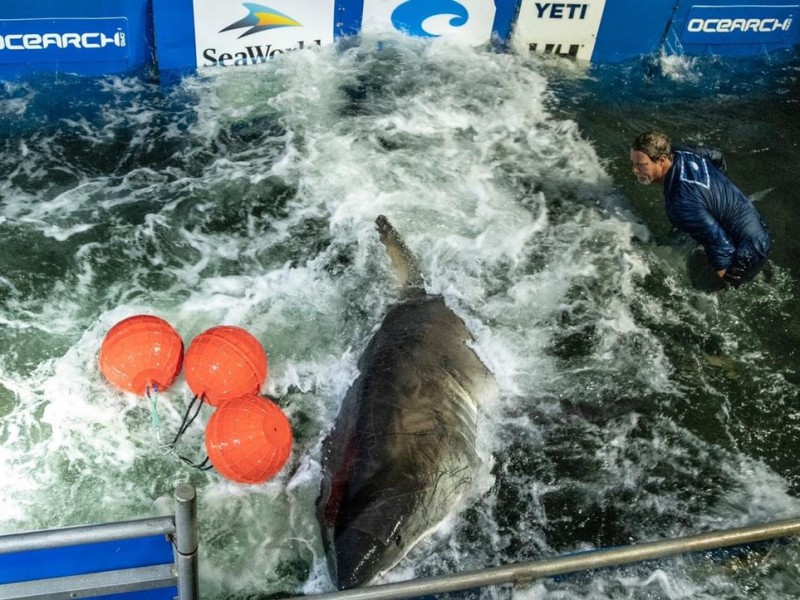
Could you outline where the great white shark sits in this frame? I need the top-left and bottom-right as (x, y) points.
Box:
(317, 215), (499, 589)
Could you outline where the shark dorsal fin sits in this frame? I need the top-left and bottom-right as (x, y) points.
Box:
(376, 215), (425, 295)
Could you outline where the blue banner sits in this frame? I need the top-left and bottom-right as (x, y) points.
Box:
(0, 0), (153, 78)
(0, 17), (130, 65)
(681, 4), (796, 45)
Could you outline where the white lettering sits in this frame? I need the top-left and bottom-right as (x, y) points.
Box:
(688, 16), (793, 34)
(6, 34), (24, 50)
(62, 33), (80, 48)
(716, 19), (732, 32)
(22, 34), (42, 49)
(82, 33), (100, 49)
(42, 33), (63, 49)
(99, 32), (118, 47)
(0, 31), (126, 51)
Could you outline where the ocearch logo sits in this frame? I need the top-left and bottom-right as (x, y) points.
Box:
(0, 31), (125, 51)
(686, 16), (793, 33)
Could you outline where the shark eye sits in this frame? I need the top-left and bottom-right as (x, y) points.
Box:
(395, 535), (402, 546)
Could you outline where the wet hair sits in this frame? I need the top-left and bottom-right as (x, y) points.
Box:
(632, 131), (672, 162)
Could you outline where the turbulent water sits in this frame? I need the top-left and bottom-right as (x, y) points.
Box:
(0, 35), (799, 599)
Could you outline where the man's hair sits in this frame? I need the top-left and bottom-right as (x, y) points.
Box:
(632, 131), (672, 161)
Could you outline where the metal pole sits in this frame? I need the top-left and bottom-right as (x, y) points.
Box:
(0, 518), (175, 554)
(291, 517), (800, 600)
(174, 483), (199, 600)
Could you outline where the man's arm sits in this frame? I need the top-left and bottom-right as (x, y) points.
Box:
(670, 203), (735, 275)
(685, 210), (735, 275)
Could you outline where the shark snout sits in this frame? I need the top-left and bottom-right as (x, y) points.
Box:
(333, 528), (391, 589)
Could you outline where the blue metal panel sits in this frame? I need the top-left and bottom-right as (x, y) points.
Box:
(492, 0), (523, 48)
(0, 535), (174, 584)
(335, 0), (364, 37)
(151, 0), (196, 73)
(0, 0), (154, 78)
(591, 0), (678, 63)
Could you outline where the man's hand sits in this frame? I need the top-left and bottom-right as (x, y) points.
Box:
(721, 265), (745, 286)
(716, 269), (727, 278)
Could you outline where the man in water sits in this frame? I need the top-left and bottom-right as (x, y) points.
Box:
(630, 130), (771, 287)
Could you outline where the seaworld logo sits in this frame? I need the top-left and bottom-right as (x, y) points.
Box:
(202, 39), (321, 67)
(220, 3), (302, 38)
(391, 0), (470, 38)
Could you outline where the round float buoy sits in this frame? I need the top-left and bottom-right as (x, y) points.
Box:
(99, 315), (184, 395)
(205, 395), (292, 484)
(184, 326), (268, 406)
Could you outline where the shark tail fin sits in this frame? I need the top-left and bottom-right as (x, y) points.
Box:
(376, 215), (426, 295)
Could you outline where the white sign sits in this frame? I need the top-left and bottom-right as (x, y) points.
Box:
(361, 0), (497, 46)
(192, 0), (335, 68)
(512, 0), (607, 60)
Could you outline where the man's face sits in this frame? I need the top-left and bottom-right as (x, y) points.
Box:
(630, 150), (662, 185)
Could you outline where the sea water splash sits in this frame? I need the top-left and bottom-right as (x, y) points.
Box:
(0, 35), (798, 599)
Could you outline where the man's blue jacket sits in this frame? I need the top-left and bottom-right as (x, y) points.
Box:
(663, 145), (771, 272)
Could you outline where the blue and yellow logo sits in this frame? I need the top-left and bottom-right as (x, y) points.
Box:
(220, 3), (303, 38)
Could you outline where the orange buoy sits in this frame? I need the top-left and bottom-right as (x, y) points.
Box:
(184, 326), (268, 406)
(99, 315), (184, 395)
(205, 395), (292, 484)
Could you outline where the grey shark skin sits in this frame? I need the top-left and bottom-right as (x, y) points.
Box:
(317, 215), (499, 589)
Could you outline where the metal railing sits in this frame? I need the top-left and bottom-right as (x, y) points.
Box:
(0, 483), (198, 600)
(292, 517), (800, 600)
(2, 483), (797, 600)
